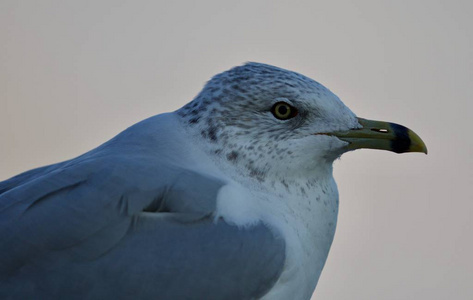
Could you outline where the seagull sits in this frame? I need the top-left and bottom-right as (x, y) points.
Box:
(0, 63), (427, 300)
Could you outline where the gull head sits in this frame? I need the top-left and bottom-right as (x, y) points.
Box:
(177, 62), (427, 182)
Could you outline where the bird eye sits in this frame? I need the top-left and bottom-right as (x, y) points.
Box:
(271, 102), (298, 120)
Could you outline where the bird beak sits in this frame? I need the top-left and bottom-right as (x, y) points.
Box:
(326, 118), (428, 154)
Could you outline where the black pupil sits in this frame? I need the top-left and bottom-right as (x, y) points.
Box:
(278, 105), (288, 116)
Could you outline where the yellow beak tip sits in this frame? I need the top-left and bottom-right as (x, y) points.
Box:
(407, 130), (428, 154)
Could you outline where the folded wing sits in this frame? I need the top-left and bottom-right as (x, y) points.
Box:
(0, 147), (285, 299)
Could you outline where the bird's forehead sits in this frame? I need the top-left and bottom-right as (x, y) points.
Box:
(205, 63), (330, 103)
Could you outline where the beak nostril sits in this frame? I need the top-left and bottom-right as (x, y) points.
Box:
(371, 128), (389, 133)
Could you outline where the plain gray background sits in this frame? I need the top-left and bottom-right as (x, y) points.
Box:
(1, 1), (471, 299)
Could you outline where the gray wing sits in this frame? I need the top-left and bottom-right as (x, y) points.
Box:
(0, 150), (285, 299)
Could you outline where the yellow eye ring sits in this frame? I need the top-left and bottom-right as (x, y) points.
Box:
(271, 102), (298, 120)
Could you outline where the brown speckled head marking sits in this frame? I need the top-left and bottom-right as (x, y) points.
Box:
(177, 62), (359, 191)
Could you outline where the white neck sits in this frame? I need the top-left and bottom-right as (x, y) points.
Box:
(215, 167), (339, 300)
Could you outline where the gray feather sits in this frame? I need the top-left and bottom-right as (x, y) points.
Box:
(0, 114), (286, 299)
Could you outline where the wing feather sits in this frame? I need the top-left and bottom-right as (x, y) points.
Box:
(0, 147), (286, 299)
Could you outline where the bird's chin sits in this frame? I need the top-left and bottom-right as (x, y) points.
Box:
(322, 147), (348, 163)
(307, 135), (350, 164)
